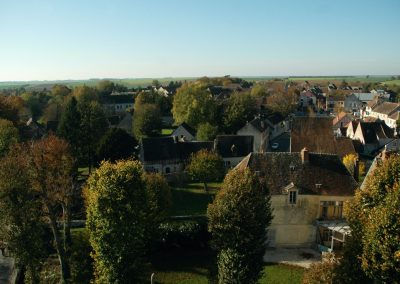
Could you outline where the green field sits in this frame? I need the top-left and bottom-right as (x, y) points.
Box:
(162, 128), (175, 135)
(170, 182), (221, 216)
(383, 79), (400, 86)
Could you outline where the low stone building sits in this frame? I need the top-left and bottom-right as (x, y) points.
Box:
(236, 148), (358, 248)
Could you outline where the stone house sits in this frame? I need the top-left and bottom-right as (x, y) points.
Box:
(214, 135), (254, 168)
(102, 95), (134, 114)
(363, 100), (400, 130)
(237, 118), (269, 152)
(344, 93), (363, 113)
(171, 122), (196, 141)
(236, 148), (358, 248)
(352, 121), (396, 154)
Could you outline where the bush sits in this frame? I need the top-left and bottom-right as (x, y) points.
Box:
(70, 229), (93, 284)
(158, 218), (210, 249)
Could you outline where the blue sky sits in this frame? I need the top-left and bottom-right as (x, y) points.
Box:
(1, 0), (399, 81)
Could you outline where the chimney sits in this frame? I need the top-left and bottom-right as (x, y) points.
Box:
(354, 158), (359, 182)
(301, 148), (309, 164)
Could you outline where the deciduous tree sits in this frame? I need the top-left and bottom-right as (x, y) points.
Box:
(196, 122), (218, 141)
(187, 149), (225, 191)
(208, 168), (272, 284)
(96, 128), (137, 163)
(85, 160), (148, 283)
(0, 118), (19, 157)
(133, 103), (162, 139)
(223, 92), (257, 133)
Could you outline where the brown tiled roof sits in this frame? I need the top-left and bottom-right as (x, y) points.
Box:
(372, 102), (400, 115)
(332, 112), (347, 126)
(334, 137), (357, 159)
(291, 117), (336, 153)
(358, 121), (395, 144)
(236, 152), (357, 196)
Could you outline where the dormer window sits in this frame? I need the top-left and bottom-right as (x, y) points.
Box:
(289, 190), (297, 204)
(315, 184), (322, 189)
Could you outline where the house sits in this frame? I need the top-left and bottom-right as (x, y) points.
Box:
(326, 96), (345, 112)
(344, 93), (363, 113)
(332, 112), (353, 131)
(351, 93), (376, 104)
(299, 91), (316, 108)
(102, 95), (134, 114)
(214, 135), (254, 168)
(352, 121), (396, 154)
(140, 136), (213, 174)
(23, 118), (45, 140)
(153, 87), (169, 97)
(265, 113), (288, 140)
(363, 100), (400, 130)
(237, 118), (269, 152)
(236, 148), (358, 248)
(140, 135), (253, 173)
(171, 123), (196, 141)
(345, 120), (359, 139)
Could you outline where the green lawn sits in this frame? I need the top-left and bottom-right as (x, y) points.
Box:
(170, 182), (222, 216)
(162, 128), (174, 135)
(149, 249), (305, 284)
(383, 79), (400, 86)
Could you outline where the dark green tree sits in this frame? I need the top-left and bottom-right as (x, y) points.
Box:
(96, 128), (137, 163)
(133, 104), (162, 139)
(0, 118), (19, 157)
(208, 168), (273, 284)
(223, 92), (257, 133)
(196, 122), (218, 141)
(57, 96), (81, 159)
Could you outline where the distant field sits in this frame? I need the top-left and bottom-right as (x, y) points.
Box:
(383, 79), (400, 86)
(1, 75), (395, 90)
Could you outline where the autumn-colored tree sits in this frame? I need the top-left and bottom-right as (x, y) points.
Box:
(187, 149), (225, 191)
(0, 95), (21, 123)
(85, 160), (148, 283)
(208, 168), (273, 284)
(266, 90), (297, 117)
(302, 253), (340, 284)
(30, 135), (75, 283)
(341, 155), (400, 282)
(73, 85), (99, 104)
(172, 83), (217, 128)
(342, 154), (358, 176)
(0, 145), (47, 282)
(0, 118), (19, 157)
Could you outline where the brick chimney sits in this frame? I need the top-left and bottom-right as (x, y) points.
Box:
(354, 158), (359, 182)
(301, 147), (309, 164)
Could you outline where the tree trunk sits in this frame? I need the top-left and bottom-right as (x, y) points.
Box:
(48, 207), (70, 283)
(62, 203), (72, 253)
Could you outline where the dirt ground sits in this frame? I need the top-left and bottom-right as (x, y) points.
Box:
(264, 247), (321, 268)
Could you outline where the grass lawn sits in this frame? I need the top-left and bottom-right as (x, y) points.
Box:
(170, 182), (222, 216)
(149, 249), (305, 284)
(383, 79), (400, 86)
(162, 128), (175, 135)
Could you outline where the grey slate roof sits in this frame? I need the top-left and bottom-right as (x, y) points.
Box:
(214, 135), (254, 158)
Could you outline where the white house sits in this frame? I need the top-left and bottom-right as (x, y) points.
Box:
(171, 123), (196, 141)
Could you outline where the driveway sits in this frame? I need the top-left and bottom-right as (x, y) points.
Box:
(264, 247), (321, 268)
(269, 132), (290, 152)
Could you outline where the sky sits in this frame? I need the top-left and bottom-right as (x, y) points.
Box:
(0, 0), (399, 81)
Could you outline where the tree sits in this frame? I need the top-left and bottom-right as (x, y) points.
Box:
(0, 145), (47, 282)
(97, 80), (115, 97)
(266, 90), (297, 117)
(250, 83), (269, 98)
(196, 122), (218, 141)
(207, 168), (273, 284)
(302, 253), (340, 284)
(223, 92), (257, 133)
(172, 84), (217, 128)
(79, 101), (109, 172)
(133, 103), (162, 139)
(341, 155), (400, 282)
(73, 85), (98, 104)
(85, 160), (148, 283)
(51, 84), (71, 98)
(0, 118), (19, 157)
(57, 96), (81, 159)
(96, 128), (137, 163)
(342, 154), (358, 176)
(30, 135), (75, 283)
(186, 149), (225, 191)
(0, 95), (22, 123)
(143, 173), (172, 246)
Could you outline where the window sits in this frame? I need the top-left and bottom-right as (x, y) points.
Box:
(165, 167), (170, 174)
(289, 191), (297, 204)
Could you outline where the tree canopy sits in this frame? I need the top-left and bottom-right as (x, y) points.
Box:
(223, 91), (257, 133)
(172, 84), (216, 128)
(196, 122), (218, 141)
(208, 168), (273, 284)
(133, 103), (162, 139)
(96, 128), (137, 163)
(0, 118), (19, 157)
